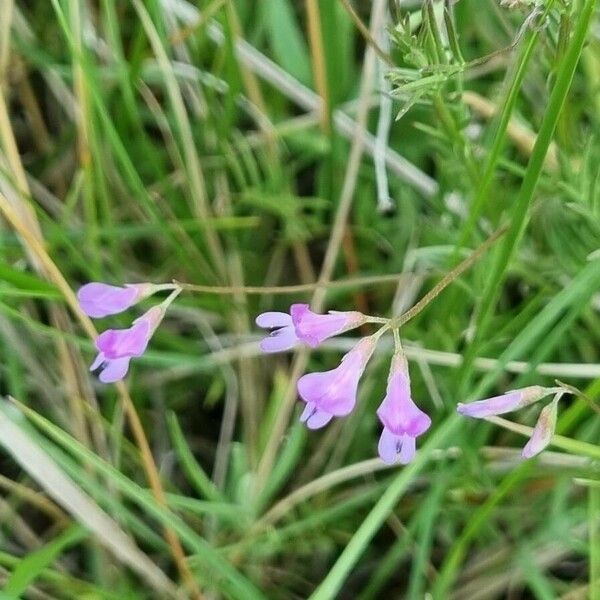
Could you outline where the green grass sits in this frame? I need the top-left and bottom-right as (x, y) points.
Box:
(0, 0), (599, 598)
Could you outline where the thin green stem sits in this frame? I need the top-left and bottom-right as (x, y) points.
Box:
(390, 225), (507, 329)
(591, 487), (600, 600)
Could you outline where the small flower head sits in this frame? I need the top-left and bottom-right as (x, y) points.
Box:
(376, 353), (431, 464)
(90, 306), (164, 383)
(78, 282), (154, 318)
(256, 311), (298, 353)
(457, 385), (552, 418)
(290, 304), (365, 348)
(522, 395), (560, 459)
(297, 337), (376, 429)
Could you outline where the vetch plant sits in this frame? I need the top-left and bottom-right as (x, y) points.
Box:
(459, 387), (565, 458)
(78, 282), (180, 383)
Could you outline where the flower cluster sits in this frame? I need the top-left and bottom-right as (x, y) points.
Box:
(76, 282), (567, 464)
(77, 282), (179, 383)
(256, 305), (431, 464)
(457, 385), (563, 458)
(257, 304), (566, 464)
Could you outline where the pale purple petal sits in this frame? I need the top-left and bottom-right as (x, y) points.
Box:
(300, 402), (315, 423)
(522, 399), (558, 459)
(259, 325), (298, 353)
(306, 409), (333, 429)
(256, 312), (292, 328)
(290, 303), (363, 347)
(98, 357), (131, 383)
(457, 391), (524, 418)
(78, 283), (144, 318)
(297, 369), (358, 417)
(96, 321), (152, 358)
(90, 352), (105, 371)
(378, 428), (399, 464)
(398, 435), (416, 464)
(377, 372), (431, 437)
(457, 386), (552, 418)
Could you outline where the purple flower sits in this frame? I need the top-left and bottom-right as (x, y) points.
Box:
(376, 354), (431, 464)
(255, 312), (299, 353)
(78, 282), (153, 318)
(90, 306), (164, 383)
(290, 304), (365, 348)
(256, 304), (366, 353)
(522, 397), (559, 459)
(297, 337), (376, 429)
(457, 385), (551, 418)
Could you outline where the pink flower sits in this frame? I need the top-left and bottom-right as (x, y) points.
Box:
(457, 385), (552, 418)
(522, 397), (559, 459)
(90, 306), (164, 383)
(290, 304), (365, 347)
(255, 312), (299, 353)
(297, 337), (376, 429)
(376, 354), (431, 464)
(256, 304), (366, 353)
(78, 282), (154, 318)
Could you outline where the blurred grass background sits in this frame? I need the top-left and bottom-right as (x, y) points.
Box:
(0, 0), (599, 598)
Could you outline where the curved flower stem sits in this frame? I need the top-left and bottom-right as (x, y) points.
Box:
(175, 272), (412, 295)
(393, 328), (402, 354)
(389, 224), (508, 329)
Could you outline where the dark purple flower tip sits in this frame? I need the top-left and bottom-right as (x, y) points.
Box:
(77, 283), (152, 318)
(90, 352), (132, 383)
(296, 337), (376, 427)
(378, 428), (416, 465)
(457, 385), (550, 419)
(290, 304), (365, 348)
(255, 311), (298, 353)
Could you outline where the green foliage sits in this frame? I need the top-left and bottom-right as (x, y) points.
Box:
(0, 0), (599, 598)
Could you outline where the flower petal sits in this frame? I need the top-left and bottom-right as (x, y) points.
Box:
(291, 303), (360, 347)
(457, 391), (523, 418)
(256, 311), (292, 329)
(259, 325), (298, 353)
(98, 357), (131, 383)
(398, 435), (416, 464)
(77, 283), (141, 318)
(306, 409), (333, 429)
(90, 352), (105, 371)
(96, 321), (152, 358)
(377, 372), (431, 437)
(378, 428), (399, 464)
(522, 398), (559, 459)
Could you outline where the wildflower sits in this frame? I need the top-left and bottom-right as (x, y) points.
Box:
(90, 306), (164, 383)
(78, 282), (155, 318)
(297, 337), (376, 429)
(376, 353), (431, 464)
(522, 395), (560, 458)
(457, 385), (553, 418)
(255, 311), (299, 353)
(256, 304), (366, 353)
(290, 304), (366, 348)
